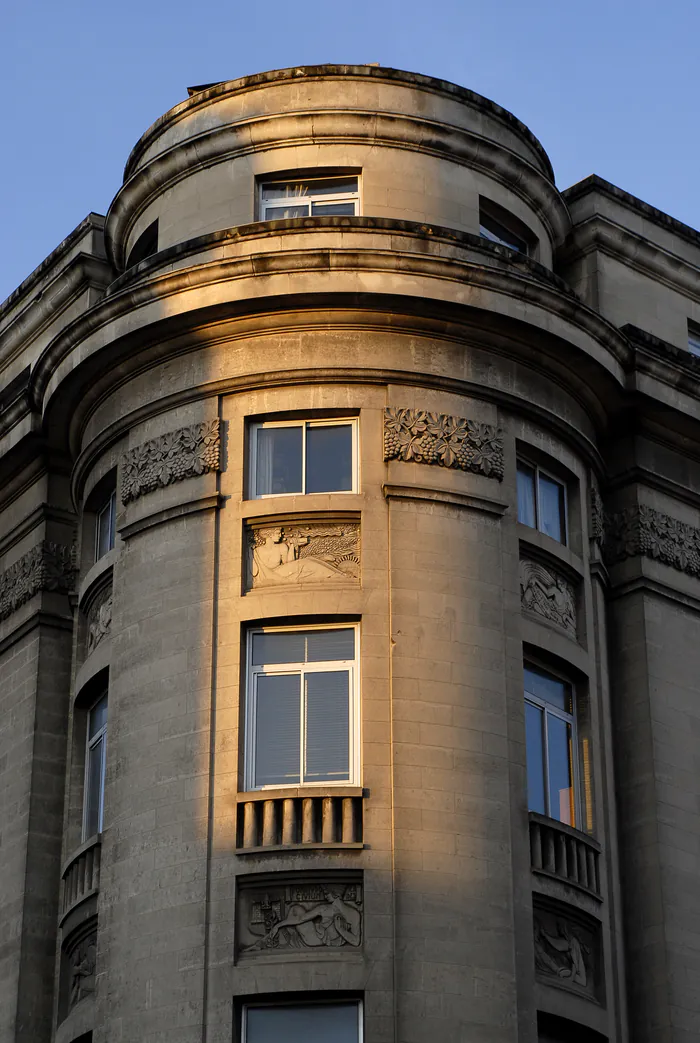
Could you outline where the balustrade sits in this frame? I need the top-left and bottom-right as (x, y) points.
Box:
(60, 836), (101, 922)
(236, 788), (364, 853)
(529, 813), (601, 897)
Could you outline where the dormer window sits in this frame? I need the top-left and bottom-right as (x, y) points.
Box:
(260, 176), (359, 220)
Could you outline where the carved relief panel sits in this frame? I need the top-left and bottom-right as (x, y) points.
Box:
(84, 581), (113, 655)
(519, 558), (576, 637)
(237, 872), (363, 957)
(533, 898), (601, 1003)
(59, 921), (97, 1019)
(245, 517), (360, 591)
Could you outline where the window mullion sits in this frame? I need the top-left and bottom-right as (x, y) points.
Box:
(301, 423), (307, 494)
(542, 706), (551, 817)
(300, 667), (307, 784)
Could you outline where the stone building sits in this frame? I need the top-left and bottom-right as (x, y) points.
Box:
(1, 64), (699, 1043)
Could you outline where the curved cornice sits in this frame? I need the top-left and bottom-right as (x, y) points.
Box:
(124, 65), (555, 183)
(105, 109), (570, 269)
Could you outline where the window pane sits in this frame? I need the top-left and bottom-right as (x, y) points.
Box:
(308, 177), (358, 196)
(538, 474), (566, 543)
(311, 202), (356, 216)
(305, 670), (350, 782)
(254, 674), (301, 786)
(525, 701), (546, 815)
(88, 694), (108, 738)
(246, 1002), (359, 1043)
(480, 216), (527, 253)
(547, 714), (575, 826)
(517, 463), (536, 528)
(252, 631), (306, 666)
(524, 667), (571, 713)
(263, 204), (309, 220)
(305, 424), (353, 493)
(96, 496), (114, 559)
(84, 737), (104, 837)
(306, 628), (355, 662)
(262, 182), (311, 200)
(255, 426), (303, 496)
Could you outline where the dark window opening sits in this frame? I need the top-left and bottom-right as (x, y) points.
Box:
(125, 219), (159, 269)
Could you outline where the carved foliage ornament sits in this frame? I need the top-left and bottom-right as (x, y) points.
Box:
(533, 905), (598, 1001)
(519, 558), (576, 636)
(86, 585), (113, 655)
(589, 484), (605, 546)
(383, 407), (504, 480)
(0, 541), (75, 622)
(238, 876), (363, 956)
(121, 418), (221, 505)
(605, 504), (700, 577)
(247, 521), (360, 589)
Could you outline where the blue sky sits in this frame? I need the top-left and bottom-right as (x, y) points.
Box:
(2, 0), (697, 304)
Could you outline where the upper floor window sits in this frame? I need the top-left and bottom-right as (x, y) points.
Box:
(245, 625), (359, 790)
(95, 490), (116, 561)
(260, 176), (359, 220)
(242, 1000), (362, 1042)
(125, 218), (159, 269)
(83, 692), (108, 839)
(688, 321), (700, 357)
(479, 198), (534, 255)
(249, 419), (357, 497)
(524, 666), (578, 827)
(517, 460), (567, 545)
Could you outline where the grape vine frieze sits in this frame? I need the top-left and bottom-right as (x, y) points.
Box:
(0, 541), (75, 622)
(121, 418), (221, 504)
(383, 408), (504, 480)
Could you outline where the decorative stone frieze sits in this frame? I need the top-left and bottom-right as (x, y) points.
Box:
(589, 484), (605, 546)
(237, 873), (363, 956)
(121, 418), (221, 504)
(519, 558), (576, 636)
(533, 900), (600, 1002)
(246, 519), (360, 590)
(383, 407), (504, 480)
(605, 504), (700, 577)
(67, 927), (97, 1010)
(0, 541), (75, 622)
(86, 586), (113, 655)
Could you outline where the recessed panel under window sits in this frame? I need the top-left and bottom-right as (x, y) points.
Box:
(251, 420), (356, 497)
(243, 1001), (361, 1043)
(260, 176), (359, 220)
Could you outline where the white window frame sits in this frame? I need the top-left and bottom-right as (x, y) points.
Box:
(245, 623), (361, 792)
(524, 666), (580, 828)
(241, 999), (363, 1043)
(94, 489), (116, 561)
(259, 176), (360, 222)
(249, 418), (359, 498)
(82, 692), (108, 840)
(517, 458), (568, 545)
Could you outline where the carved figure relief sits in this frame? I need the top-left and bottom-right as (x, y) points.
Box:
(86, 586), (113, 655)
(533, 905), (598, 1000)
(246, 522), (360, 589)
(68, 930), (96, 1009)
(121, 418), (221, 504)
(238, 877), (363, 955)
(0, 541), (75, 622)
(383, 407), (504, 480)
(519, 559), (576, 636)
(589, 484), (605, 546)
(605, 503), (700, 577)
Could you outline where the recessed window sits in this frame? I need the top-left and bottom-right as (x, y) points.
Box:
(524, 666), (578, 827)
(479, 199), (534, 255)
(260, 176), (359, 220)
(242, 1000), (362, 1043)
(517, 460), (567, 544)
(245, 625), (359, 790)
(688, 322), (700, 356)
(95, 490), (116, 561)
(125, 219), (159, 269)
(83, 693), (108, 839)
(250, 419), (357, 497)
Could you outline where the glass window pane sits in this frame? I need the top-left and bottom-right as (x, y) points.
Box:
(309, 177), (358, 196)
(311, 202), (356, 216)
(252, 631), (306, 666)
(305, 424), (353, 493)
(262, 182), (312, 200)
(88, 694), (108, 738)
(245, 1002), (359, 1043)
(96, 496), (114, 559)
(254, 674), (301, 786)
(84, 737), (104, 837)
(479, 214), (527, 253)
(547, 714), (575, 826)
(525, 701), (546, 815)
(517, 463), (536, 528)
(305, 670), (350, 782)
(524, 667), (571, 713)
(263, 204), (309, 220)
(306, 628), (355, 662)
(538, 473), (566, 543)
(255, 426), (303, 496)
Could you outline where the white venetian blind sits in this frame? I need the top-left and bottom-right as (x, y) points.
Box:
(305, 670), (350, 782)
(254, 673), (301, 786)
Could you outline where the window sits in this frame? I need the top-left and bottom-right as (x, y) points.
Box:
(688, 322), (700, 357)
(242, 1001), (362, 1043)
(259, 176), (359, 220)
(125, 219), (159, 269)
(95, 490), (116, 560)
(83, 693), (107, 839)
(517, 460), (567, 544)
(245, 626), (359, 790)
(479, 199), (533, 255)
(524, 666), (577, 827)
(249, 419), (357, 497)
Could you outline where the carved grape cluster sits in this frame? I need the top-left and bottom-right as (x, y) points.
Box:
(383, 407), (503, 480)
(121, 419), (221, 504)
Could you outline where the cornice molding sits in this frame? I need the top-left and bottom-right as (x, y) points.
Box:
(121, 418), (221, 504)
(382, 483), (508, 516)
(106, 109), (569, 267)
(0, 541), (76, 622)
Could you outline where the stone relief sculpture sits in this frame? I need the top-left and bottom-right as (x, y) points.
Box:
(121, 418), (221, 504)
(247, 522), (360, 589)
(519, 558), (576, 636)
(533, 907), (597, 999)
(86, 588), (113, 655)
(68, 930), (97, 1008)
(238, 879), (362, 954)
(383, 407), (504, 480)
(0, 541), (75, 622)
(605, 503), (700, 577)
(589, 484), (605, 546)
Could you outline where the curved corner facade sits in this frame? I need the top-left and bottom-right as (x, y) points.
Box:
(2, 65), (700, 1043)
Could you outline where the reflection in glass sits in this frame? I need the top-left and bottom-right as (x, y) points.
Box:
(524, 668), (570, 712)
(517, 463), (536, 528)
(255, 426), (303, 495)
(262, 204), (309, 220)
(254, 674), (301, 786)
(84, 736), (104, 837)
(311, 202), (356, 216)
(525, 701), (546, 815)
(547, 714), (574, 826)
(539, 473), (566, 543)
(306, 424), (353, 493)
(245, 1002), (360, 1043)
